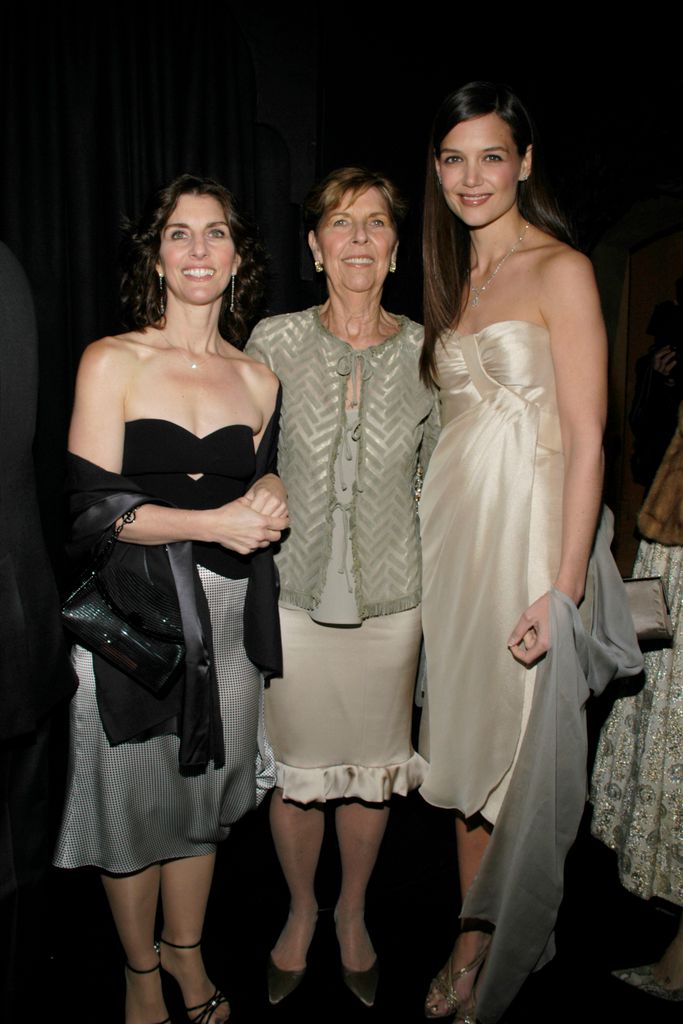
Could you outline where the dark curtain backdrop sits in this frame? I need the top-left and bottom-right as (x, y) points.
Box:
(3, 12), (682, 569)
(0, 11), (318, 566)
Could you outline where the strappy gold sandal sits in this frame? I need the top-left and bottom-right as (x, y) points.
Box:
(424, 936), (490, 1019)
(454, 993), (478, 1024)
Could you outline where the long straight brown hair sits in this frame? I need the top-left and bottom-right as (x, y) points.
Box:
(421, 82), (574, 386)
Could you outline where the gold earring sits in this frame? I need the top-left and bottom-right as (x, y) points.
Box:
(314, 260), (323, 273)
(389, 257), (397, 274)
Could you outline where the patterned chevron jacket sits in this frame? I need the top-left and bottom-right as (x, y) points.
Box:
(246, 308), (440, 618)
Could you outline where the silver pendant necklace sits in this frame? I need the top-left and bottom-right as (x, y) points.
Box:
(165, 337), (210, 370)
(470, 223), (529, 307)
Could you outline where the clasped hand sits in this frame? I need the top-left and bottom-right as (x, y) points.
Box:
(507, 592), (551, 666)
(215, 476), (289, 555)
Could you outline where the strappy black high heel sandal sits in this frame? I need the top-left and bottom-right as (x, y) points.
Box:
(157, 936), (230, 1023)
(124, 961), (171, 1024)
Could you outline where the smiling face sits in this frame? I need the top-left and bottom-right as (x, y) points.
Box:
(308, 186), (398, 300)
(435, 112), (532, 230)
(156, 192), (240, 312)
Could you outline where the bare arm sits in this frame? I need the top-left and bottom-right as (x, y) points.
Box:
(242, 325), (288, 516)
(68, 338), (128, 473)
(116, 501), (287, 555)
(419, 392), (442, 472)
(68, 339), (288, 554)
(508, 249), (606, 664)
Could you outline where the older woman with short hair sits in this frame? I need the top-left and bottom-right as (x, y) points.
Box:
(247, 166), (438, 1008)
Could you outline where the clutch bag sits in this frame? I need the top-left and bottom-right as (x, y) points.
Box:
(62, 553), (185, 692)
(623, 575), (673, 643)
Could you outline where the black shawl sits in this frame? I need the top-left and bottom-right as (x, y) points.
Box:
(65, 393), (282, 772)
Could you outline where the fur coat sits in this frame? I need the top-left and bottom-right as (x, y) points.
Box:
(638, 403), (683, 544)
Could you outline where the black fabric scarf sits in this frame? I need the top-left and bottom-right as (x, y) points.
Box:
(65, 388), (283, 772)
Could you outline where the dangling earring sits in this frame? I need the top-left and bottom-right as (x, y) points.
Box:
(389, 256), (397, 274)
(314, 260), (324, 273)
(158, 272), (166, 316)
(229, 273), (236, 313)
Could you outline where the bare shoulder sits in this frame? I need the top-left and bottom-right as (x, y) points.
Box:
(78, 331), (151, 378)
(80, 334), (125, 364)
(232, 348), (278, 384)
(533, 238), (595, 292)
(528, 236), (606, 390)
(75, 337), (127, 395)
(228, 347), (280, 408)
(525, 236), (601, 326)
(69, 335), (143, 466)
(539, 241), (594, 282)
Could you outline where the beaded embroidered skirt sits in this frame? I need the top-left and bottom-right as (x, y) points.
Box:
(54, 570), (275, 874)
(591, 539), (683, 906)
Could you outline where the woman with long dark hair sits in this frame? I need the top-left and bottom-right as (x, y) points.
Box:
(418, 82), (639, 1022)
(54, 175), (287, 1024)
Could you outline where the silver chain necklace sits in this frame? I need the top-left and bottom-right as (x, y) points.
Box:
(165, 337), (211, 370)
(470, 223), (529, 307)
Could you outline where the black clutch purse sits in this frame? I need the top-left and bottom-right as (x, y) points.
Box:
(62, 514), (185, 692)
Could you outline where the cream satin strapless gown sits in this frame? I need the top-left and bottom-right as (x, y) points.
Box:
(419, 321), (564, 824)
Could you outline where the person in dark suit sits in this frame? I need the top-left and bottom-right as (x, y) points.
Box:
(0, 240), (73, 1016)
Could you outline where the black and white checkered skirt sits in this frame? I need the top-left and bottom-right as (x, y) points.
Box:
(54, 569), (275, 873)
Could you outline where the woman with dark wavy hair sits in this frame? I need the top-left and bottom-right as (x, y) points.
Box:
(417, 83), (639, 1021)
(54, 174), (287, 1024)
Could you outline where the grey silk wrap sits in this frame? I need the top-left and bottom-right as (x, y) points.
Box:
(463, 510), (642, 1023)
(246, 308), (439, 617)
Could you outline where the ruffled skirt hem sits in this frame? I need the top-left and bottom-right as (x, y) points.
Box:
(275, 750), (429, 804)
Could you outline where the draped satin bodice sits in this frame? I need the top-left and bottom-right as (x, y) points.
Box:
(436, 321), (562, 454)
(419, 319), (565, 821)
(439, 318), (557, 419)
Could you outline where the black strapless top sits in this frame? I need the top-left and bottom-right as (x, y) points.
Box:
(123, 419), (257, 579)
